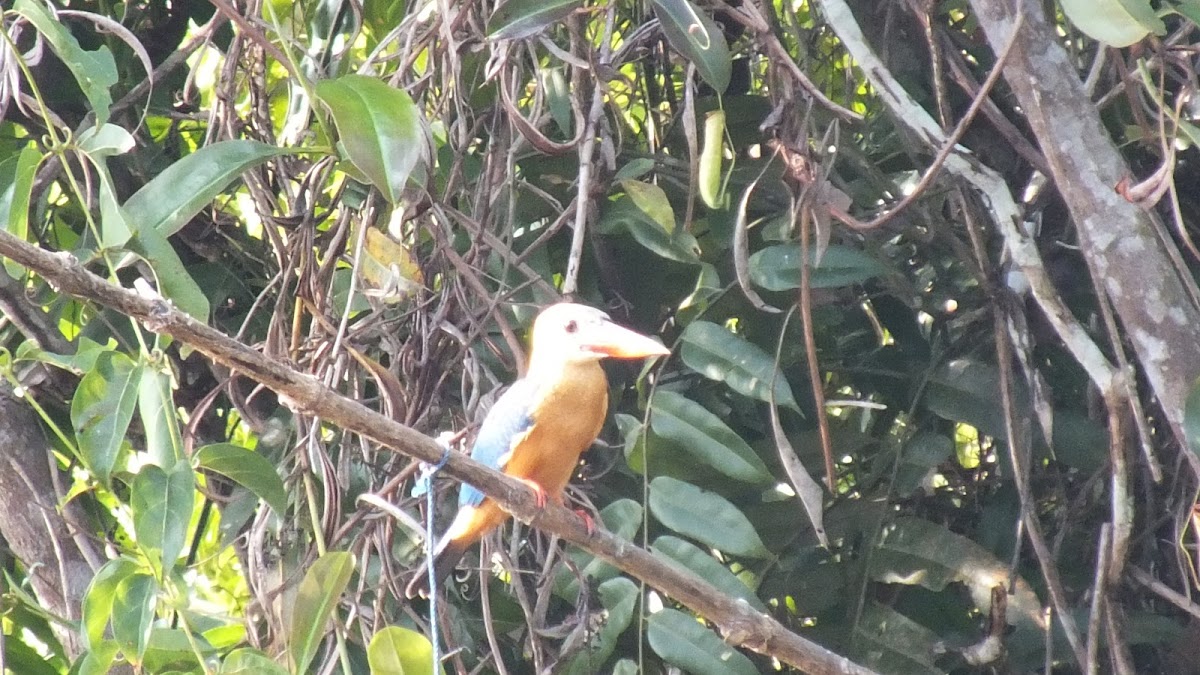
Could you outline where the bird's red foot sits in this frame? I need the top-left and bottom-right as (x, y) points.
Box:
(573, 508), (597, 535)
(517, 478), (548, 508)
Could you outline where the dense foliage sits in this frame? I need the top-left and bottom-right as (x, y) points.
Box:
(3, 0), (1200, 673)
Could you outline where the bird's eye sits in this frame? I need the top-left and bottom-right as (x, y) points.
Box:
(565, 320), (578, 333)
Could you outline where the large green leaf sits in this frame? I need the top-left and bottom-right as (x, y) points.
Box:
(1060, 0), (1164, 47)
(123, 140), (285, 238)
(487, 0), (583, 39)
(647, 608), (757, 675)
(620, 179), (675, 234)
(680, 320), (799, 411)
(599, 194), (702, 263)
(749, 243), (885, 290)
(71, 351), (141, 485)
(81, 557), (141, 650)
(652, 535), (766, 611)
(289, 551), (356, 674)
(126, 222), (211, 320)
(111, 573), (158, 664)
(923, 359), (1017, 438)
(14, 0), (118, 124)
(564, 578), (640, 675)
(195, 443), (288, 516)
(651, 0), (731, 93)
(870, 516), (1043, 631)
(131, 461), (195, 575)
(367, 625), (442, 675)
(649, 390), (772, 485)
(0, 145), (41, 277)
(649, 476), (770, 558)
(138, 363), (184, 468)
(315, 75), (427, 204)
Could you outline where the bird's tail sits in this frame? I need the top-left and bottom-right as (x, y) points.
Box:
(405, 535), (469, 599)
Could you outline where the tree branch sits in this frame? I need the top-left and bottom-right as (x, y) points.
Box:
(0, 230), (879, 675)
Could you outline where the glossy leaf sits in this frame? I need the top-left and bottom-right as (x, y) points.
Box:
(749, 243), (885, 290)
(652, 536), (766, 611)
(71, 351), (141, 485)
(126, 223), (211, 320)
(316, 75), (427, 204)
(77, 124), (135, 157)
(647, 608), (757, 675)
(138, 363), (184, 468)
(96, 162), (133, 249)
(599, 194), (702, 263)
(14, 0), (118, 124)
(680, 320), (799, 411)
(651, 0), (731, 93)
(0, 145), (41, 276)
(195, 443), (288, 516)
(1060, 0), (1163, 47)
(367, 625), (442, 675)
(649, 390), (772, 485)
(565, 578), (640, 675)
(488, 0), (583, 40)
(111, 573), (158, 663)
(649, 476), (770, 558)
(123, 140), (285, 238)
(82, 557), (141, 650)
(619, 179), (675, 234)
(699, 110), (725, 209)
(131, 461), (195, 575)
(289, 551), (356, 674)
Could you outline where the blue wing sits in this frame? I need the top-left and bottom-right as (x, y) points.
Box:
(459, 378), (539, 508)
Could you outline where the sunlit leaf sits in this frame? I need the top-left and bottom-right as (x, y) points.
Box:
(0, 145), (41, 277)
(77, 124), (135, 157)
(316, 75), (428, 204)
(648, 608), (757, 675)
(82, 557), (141, 650)
(680, 320), (800, 411)
(619, 179), (675, 234)
(131, 461), (195, 575)
(749, 243), (885, 291)
(358, 226), (424, 303)
(138, 362), (184, 468)
(71, 351), (140, 485)
(195, 443), (288, 516)
(488, 0), (583, 39)
(367, 625), (443, 675)
(599, 194), (701, 263)
(652, 535), (766, 611)
(111, 573), (157, 663)
(651, 0), (731, 93)
(649, 476), (770, 558)
(649, 390), (773, 485)
(699, 110), (726, 209)
(289, 551), (356, 674)
(126, 223), (211, 320)
(1060, 0), (1163, 47)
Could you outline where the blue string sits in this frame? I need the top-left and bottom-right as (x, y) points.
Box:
(420, 445), (451, 675)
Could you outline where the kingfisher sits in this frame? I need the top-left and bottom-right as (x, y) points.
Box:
(405, 303), (669, 598)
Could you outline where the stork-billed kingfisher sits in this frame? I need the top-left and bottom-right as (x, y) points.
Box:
(405, 303), (669, 598)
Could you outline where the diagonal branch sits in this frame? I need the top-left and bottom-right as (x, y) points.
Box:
(0, 229), (880, 675)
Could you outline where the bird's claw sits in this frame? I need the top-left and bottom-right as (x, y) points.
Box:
(573, 508), (597, 535)
(518, 478), (548, 508)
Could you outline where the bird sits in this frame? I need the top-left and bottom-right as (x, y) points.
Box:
(405, 303), (670, 599)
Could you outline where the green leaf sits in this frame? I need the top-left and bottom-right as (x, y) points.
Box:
(131, 461), (195, 575)
(699, 111), (726, 209)
(647, 608), (757, 675)
(554, 499), (643, 598)
(126, 223), (211, 320)
(71, 351), (141, 485)
(649, 390), (772, 485)
(851, 602), (943, 675)
(652, 535), (766, 612)
(77, 124), (136, 157)
(14, 0), (119, 125)
(289, 551), (356, 674)
(541, 68), (573, 136)
(893, 433), (953, 497)
(651, 0), (732, 93)
(82, 557), (141, 650)
(1060, 0), (1164, 47)
(923, 359), (1015, 438)
(749, 243), (885, 290)
(123, 140), (285, 238)
(649, 476), (770, 558)
(138, 362), (184, 468)
(564, 578), (640, 675)
(220, 648), (290, 675)
(488, 0), (583, 39)
(619, 179), (675, 234)
(1186, 376), (1200, 459)
(870, 516), (1044, 631)
(0, 145), (41, 276)
(76, 641), (119, 675)
(96, 161), (134, 249)
(599, 194), (702, 263)
(195, 443), (289, 516)
(315, 75), (428, 204)
(111, 573), (158, 663)
(680, 320), (799, 411)
(367, 625), (442, 675)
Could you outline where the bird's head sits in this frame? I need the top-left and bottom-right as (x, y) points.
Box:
(528, 303), (670, 368)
